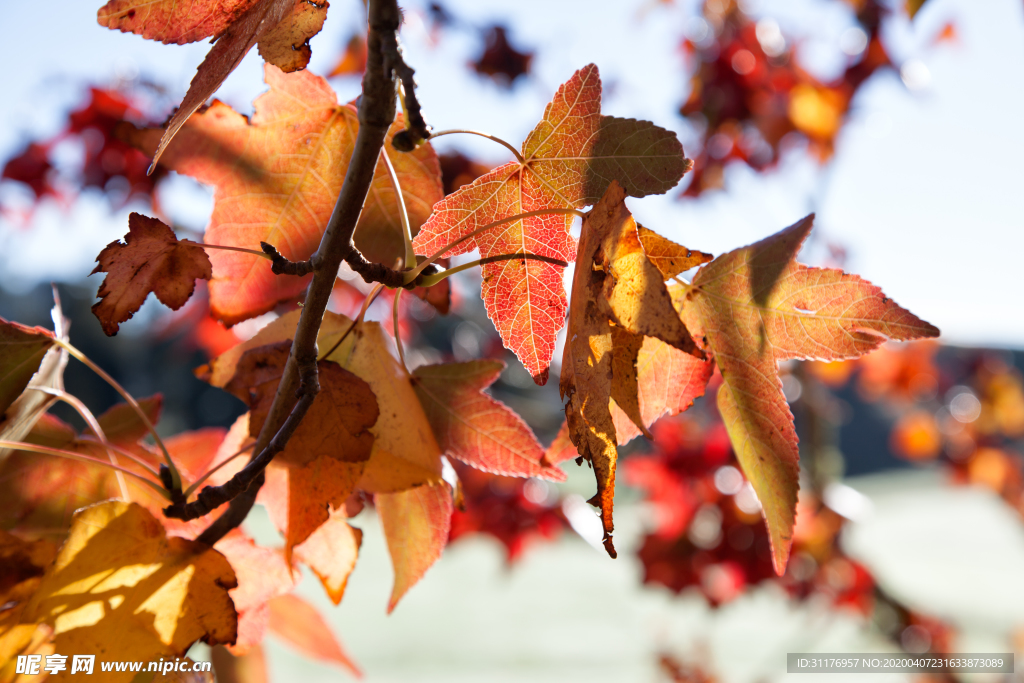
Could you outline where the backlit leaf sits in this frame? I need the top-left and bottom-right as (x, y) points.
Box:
(0, 318), (55, 417)
(377, 483), (452, 613)
(125, 66), (441, 324)
(559, 183), (703, 556)
(412, 360), (564, 481)
(678, 214), (939, 573)
(91, 213), (212, 336)
(224, 341), (379, 468)
(20, 501), (237, 679)
(412, 65), (691, 383)
(267, 593), (360, 676)
(293, 511), (362, 605)
(96, 0), (261, 44)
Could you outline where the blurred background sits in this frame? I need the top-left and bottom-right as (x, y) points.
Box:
(1, 0), (1023, 681)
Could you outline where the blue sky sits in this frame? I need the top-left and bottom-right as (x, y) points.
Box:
(1, 0), (1021, 348)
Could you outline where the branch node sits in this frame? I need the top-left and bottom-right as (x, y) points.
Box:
(261, 242), (314, 276)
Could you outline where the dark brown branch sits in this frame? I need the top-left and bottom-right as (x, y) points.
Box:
(186, 0), (405, 547)
(261, 242), (314, 276)
(384, 23), (431, 151)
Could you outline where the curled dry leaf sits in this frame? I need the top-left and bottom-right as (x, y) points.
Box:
(413, 64), (692, 383)
(412, 360), (565, 481)
(91, 213), (212, 336)
(559, 182), (705, 557)
(377, 483), (453, 613)
(123, 66), (441, 324)
(266, 593), (361, 676)
(17, 501), (237, 681)
(0, 318), (55, 417)
(677, 214), (939, 574)
(257, 0), (330, 73)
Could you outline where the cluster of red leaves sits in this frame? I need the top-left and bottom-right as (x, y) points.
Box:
(424, 2), (534, 86)
(679, 0), (891, 196)
(1, 87), (165, 219)
(448, 461), (567, 563)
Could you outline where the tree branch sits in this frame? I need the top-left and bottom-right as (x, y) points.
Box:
(182, 0), (406, 546)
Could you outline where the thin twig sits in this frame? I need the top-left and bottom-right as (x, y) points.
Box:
(429, 129), (524, 163)
(417, 252), (570, 288)
(0, 440), (168, 497)
(404, 207), (586, 283)
(182, 443), (254, 500)
(387, 43), (431, 151)
(54, 339), (181, 492)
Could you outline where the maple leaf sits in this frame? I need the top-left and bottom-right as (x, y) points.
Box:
(18, 501), (237, 679)
(124, 66), (442, 324)
(91, 213), (212, 335)
(323, 320), (445, 493)
(292, 511), (362, 605)
(224, 341), (379, 468)
(214, 532), (295, 656)
(677, 214), (939, 573)
(412, 360), (565, 480)
(266, 593), (361, 676)
(99, 0), (331, 169)
(377, 483), (453, 613)
(0, 318), (55, 417)
(412, 64), (691, 383)
(559, 182), (706, 557)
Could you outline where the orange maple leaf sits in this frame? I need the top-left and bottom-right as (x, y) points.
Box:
(91, 213), (212, 335)
(122, 66), (442, 325)
(412, 64), (692, 383)
(98, 0), (330, 168)
(677, 214), (939, 573)
(412, 360), (565, 481)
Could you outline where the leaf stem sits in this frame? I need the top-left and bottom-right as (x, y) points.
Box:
(0, 440), (169, 498)
(195, 242), (271, 259)
(404, 207), (585, 284)
(182, 444), (254, 500)
(430, 129), (524, 163)
(417, 252), (570, 287)
(32, 386), (162, 478)
(380, 149), (416, 269)
(54, 339), (181, 492)
(37, 388), (130, 501)
(393, 287), (408, 375)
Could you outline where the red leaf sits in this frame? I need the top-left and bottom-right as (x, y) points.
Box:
(267, 593), (361, 676)
(91, 213), (212, 336)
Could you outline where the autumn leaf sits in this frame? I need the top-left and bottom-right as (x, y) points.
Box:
(412, 64), (691, 383)
(0, 396), (164, 536)
(293, 511), (362, 605)
(91, 213), (212, 336)
(123, 65), (442, 324)
(97, 0), (262, 44)
(677, 214), (939, 573)
(101, 0), (332, 170)
(266, 593), (361, 676)
(0, 300), (68, 458)
(377, 483), (453, 613)
(0, 318), (55, 417)
(211, 644), (268, 683)
(412, 360), (565, 481)
(324, 320), (445, 493)
(0, 532), (57, 683)
(224, 341), (379, 468)
(559, 182), (704, 557)
(18, 501), (237, 680)
(215, 532), (295, 655)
